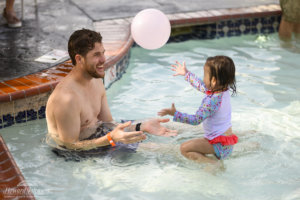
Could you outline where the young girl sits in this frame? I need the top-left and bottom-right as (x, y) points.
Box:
(158, 56), (238, 163)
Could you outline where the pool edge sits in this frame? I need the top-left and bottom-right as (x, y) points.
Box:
(0, 135), (35, 199)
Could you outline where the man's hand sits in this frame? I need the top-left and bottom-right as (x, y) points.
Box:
(158, 103), (176, 116)
(141, 118), (178, 137)
(111, 121), (146, 144)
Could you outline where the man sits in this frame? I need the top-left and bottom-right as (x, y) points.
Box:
(46, 29), (177, 151)
(279, 0), (300, 41)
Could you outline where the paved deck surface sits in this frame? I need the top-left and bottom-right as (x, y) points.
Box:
(0, 0), (278, 81)
(73, 0), (278, 20)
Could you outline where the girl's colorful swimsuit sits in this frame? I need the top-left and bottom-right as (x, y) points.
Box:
(173, 71), (238, 159)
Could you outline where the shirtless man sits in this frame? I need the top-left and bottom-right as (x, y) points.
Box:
(46, 29), (177, 150)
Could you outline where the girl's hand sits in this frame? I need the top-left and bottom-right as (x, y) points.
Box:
(157, 103), (176, 116)
(171, 61), (188, 76)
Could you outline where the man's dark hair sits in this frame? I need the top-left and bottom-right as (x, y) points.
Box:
(68, 29), (102, 65)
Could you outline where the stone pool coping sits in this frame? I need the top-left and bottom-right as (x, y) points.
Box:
(0, 4), (281, 103)
(0, 135), (35, 199)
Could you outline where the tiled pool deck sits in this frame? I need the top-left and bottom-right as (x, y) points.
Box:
(0, 3), (281, 199)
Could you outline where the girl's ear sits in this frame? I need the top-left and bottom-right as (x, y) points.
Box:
(211, 76), (217, 88)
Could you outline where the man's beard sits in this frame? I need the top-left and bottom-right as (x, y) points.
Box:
(86, 64), (105, 79)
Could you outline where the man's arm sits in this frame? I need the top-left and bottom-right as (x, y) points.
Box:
(54, 94), (146, 150)
(54, 94), (81, 144)
(53, 94), (112, 150)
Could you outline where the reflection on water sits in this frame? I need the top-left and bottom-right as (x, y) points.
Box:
(1, 33), (300, 199)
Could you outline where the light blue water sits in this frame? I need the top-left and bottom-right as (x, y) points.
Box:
(1, 33), (300, 200)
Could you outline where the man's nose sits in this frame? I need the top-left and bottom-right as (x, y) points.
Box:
(100, 54), (106, 63)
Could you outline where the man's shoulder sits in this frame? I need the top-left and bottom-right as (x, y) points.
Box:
(48, 80), (79, 107)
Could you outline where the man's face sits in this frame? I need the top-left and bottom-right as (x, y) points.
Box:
(82, 42), (106, 79)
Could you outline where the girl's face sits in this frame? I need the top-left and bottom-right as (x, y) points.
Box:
(203, 64), (216, 90)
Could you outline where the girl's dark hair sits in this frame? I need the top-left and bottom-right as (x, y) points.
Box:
(68, 29), (103, 65)
(206, 55), (236, 96)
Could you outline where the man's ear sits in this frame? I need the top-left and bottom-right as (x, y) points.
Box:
(75, 54), (82, 64)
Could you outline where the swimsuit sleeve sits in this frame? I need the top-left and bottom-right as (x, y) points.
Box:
(173, 93), (223, 125)
(184, 71), (207, 93)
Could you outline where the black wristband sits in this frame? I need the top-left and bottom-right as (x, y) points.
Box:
(135, 123), (142, 131)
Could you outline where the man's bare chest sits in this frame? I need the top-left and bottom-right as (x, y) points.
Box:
(79, 90), (102, 127)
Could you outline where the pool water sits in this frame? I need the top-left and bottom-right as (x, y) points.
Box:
(1, 33), (300, 200)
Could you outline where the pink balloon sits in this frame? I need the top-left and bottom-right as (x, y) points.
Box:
(131, 9), (171, 50)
